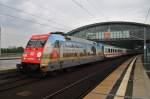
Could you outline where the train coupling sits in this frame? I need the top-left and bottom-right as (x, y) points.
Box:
(16, 64), (23, 71)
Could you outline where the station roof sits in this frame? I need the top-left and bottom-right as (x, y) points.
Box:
(67, 21), (150, 52)
(68, 21), (150, 35)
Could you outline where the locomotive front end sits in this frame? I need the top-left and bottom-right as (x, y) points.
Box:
(17, 34), (49, 72)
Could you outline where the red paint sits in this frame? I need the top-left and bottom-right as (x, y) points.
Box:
(50, 49), (59, 59)
(22, 33), (50, 64)
(104, 32), (110, 39)
(31, 34), (49, 40)
(22, 47), (43, 64)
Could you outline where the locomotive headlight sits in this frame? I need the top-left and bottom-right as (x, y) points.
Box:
(37, 52), (42, 57)
(23, 53), (27, 57)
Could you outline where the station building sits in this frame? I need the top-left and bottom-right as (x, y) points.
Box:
(68, 21), (150, 57)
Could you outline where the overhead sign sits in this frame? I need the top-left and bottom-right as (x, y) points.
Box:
(104, 32), (110, 39)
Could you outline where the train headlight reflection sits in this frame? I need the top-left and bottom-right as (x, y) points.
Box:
(37, 52), (42, 57)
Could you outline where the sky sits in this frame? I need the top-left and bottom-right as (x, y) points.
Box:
(0, 0), (150, 48)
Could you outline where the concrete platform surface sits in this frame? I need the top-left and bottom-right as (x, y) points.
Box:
(0, 57), (21, 60)
(0, 59), (20, 71)
(84, 55), (150, 99)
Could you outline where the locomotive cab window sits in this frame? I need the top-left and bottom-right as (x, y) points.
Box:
(27, 39), (47, 48)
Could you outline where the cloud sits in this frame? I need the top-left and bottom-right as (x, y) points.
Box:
(1, 26), (28, 48)
(0, 0), (150, 48)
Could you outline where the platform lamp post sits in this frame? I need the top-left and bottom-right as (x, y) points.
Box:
(144, 27), (146, 61)
(0, 25), (1, 56)
(144, 8), (150, 62)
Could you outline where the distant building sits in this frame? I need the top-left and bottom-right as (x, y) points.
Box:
(68, 21), (150, 56)
(147, 44), (150, 57)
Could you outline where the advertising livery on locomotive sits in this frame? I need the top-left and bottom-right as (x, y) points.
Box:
(17, 32), (127, 75)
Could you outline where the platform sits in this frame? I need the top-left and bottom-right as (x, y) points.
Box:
(84, 55), (150, 99)
(0, 56), (21, 60)
(0, 59), (20, 71)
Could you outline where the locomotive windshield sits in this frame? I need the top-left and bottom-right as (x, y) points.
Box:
(27, 40), (46, 48)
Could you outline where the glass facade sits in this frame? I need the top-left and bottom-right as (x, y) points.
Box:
(147, 43), (150, 56)
(68, 22), (150, 58)
(69, 23), (150, 41)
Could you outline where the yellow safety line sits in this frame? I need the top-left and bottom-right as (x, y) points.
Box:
(114, 56), (137, 99)
(84, 57), (133, 99)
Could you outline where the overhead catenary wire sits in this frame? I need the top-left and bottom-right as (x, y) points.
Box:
(143, 7), (150, 60)
(27, 0), (81, 26)
(127, 7), (150, 41)
(0, 13), (69, 31)
(71, 0), (95, 18)
(85, 0), (109, 21)
(0, 3), (72, 29)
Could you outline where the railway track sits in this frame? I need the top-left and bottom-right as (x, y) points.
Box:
(0, 70), (40, 92)
(0, 77), (39, 92)
(0, 70), (22, 80)
(0, 55), (133, 99)
(43, 56), (132, 99)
